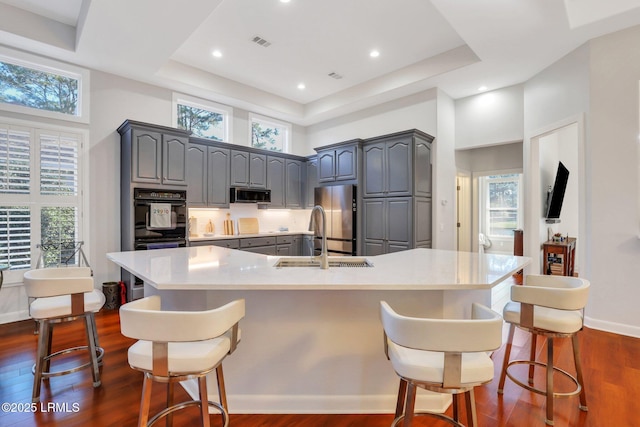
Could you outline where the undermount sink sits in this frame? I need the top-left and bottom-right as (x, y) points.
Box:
(273, 257), (373, 268)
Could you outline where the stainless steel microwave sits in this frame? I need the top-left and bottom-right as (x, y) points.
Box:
(230, 187), (271, 203)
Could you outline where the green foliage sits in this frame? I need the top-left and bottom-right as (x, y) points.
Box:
(0, 62), (78, 115)
(40, 207), (77, 267)
(251, 122), (281, 151)
(177, 104), (223, 140)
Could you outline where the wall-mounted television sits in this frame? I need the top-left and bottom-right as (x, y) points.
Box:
(545, 161), (570, 224)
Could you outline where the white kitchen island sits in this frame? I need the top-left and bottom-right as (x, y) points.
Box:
(107, 246), (530, 414)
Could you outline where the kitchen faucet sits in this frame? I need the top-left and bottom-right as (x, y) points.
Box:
(309, 205), (329, 269)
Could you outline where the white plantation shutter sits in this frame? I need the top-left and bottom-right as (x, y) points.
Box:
(0, 120), (84, 276)
(0, 126), (30, 194)
(0, 206), (31, 268)
(39, 132), (79, 196)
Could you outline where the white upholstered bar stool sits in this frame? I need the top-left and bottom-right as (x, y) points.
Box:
(497, 274), (590, 426)
(380, 301), (503, 427)
(119, 296), (245, 427)
(23, 266), (105, 403)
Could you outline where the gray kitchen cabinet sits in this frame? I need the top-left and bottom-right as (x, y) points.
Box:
(267, 156), (286, 208)
(119, 120), (189, 187)
(302, 234), (314, 256)
(305, 156), (318, 208)
(285, 159), (304, 208)
(231, 150), (267, 188)
(362, 138), (412, 198)
(363, 197), (411, 255)
(189, 239), (240, 249)
(316, 141), (359, 183)
(240, 235), (277, 255)
(187, 141), (230, 207)
(267, 157), (304, 209)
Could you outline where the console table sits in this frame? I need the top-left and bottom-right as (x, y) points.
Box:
(542, 237), (576, 276)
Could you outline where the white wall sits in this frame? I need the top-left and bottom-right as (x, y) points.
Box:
(587, 25), (640, 336)
(435, 89), (457, 250)
(455, 85), (524, 149)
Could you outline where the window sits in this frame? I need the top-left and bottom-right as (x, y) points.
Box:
(0, 47), (89, 123)
(249, 113), (291, 153)
(0, 121), (84, 279)
(480, 173), (522, 238)
(173, 93), (232, 142)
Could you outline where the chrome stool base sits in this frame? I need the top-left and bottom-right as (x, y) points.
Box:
(498, 359), (583, 400)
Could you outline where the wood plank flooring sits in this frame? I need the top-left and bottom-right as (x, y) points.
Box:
(1, 307), (638, 426)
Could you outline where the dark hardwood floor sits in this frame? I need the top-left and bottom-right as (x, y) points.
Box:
(1, 307), (638, 426)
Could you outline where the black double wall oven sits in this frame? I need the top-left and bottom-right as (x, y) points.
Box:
(133, 188), (187, 249)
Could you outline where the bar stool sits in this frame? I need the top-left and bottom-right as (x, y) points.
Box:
(23, 266), (105, 403)
(497, 274), (590, 425)
(380, 301), (503, 427)
(119, 296), (245, 427)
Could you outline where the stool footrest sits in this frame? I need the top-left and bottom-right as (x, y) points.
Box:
(147, 399), (228, 427)
(32, 345), (104, 379)
(505, 359), (582, 398)
(391, 411), (465, 427)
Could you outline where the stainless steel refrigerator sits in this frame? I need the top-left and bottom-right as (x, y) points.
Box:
(312, 185), (357, 256)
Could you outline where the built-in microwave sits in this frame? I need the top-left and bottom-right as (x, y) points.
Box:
(230, 187), (271, 203)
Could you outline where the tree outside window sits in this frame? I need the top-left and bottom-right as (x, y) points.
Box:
(250, 113), (290, 153)
(483, 174), (522, 238)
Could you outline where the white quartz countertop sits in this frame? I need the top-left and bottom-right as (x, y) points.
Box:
(107, 246), (530, 291)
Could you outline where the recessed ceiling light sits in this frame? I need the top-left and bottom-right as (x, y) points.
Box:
(478, 85), (488, 91)
(212, 50), (222, 58)
(297, 83), (306, 90)
(280, 0), (291, 3)
(370, 50), (380, 58)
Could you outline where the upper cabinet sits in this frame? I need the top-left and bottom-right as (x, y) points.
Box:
(187, 139), (230, 208)
(305, 156), (318, 208)
(231, 150), (267, 188)
(316, 140), (360, 183)
(118, 120), (190, 187)
(285, 159), (304, 208)
(267, 156), (304, 208)
(362, 130), (433, 198)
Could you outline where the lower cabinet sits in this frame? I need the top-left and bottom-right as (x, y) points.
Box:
(362, 197), (431, 256)
(190, 234), (305, 256)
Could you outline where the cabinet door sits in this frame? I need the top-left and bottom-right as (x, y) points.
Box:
(305, 157), (318, 208)
(414, 137), (432, 198)
(317, 150), (335, 182)
(131, 129), (162, 183)
(186, 144), (207, 206)
(267, 156), (286, 208)
(285, 159), (303, 208)
(249, 153), (267, 188)
(335, 145), (357, 181)
(230, 150), (250, 187)
(363, 142), (385, 197)
(414, 197), (432, 248)
(276, 244), (292, 256)
(386, 138), (411, 196)
(208, 147), (230, 207)
(162, 134), (188, 186)
(243, 245), (277, 255)
(387, 197), (412, 247)
(363, 198), (385, 256)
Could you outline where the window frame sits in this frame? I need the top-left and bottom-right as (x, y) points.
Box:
(478, 170), (523, 244)
(0, 116), (89, 285)
(172, 93), (232, 142)
(248, 112), (291, 153)
(0, 46), (90, 124)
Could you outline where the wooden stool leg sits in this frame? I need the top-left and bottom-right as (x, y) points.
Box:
(139, 374), (153, 427)
(452, 393), (459, 422)
(216, 364), (227, 423)
(571, 334), (588, 411)
(198, 376), (211, 427)
(545, 338), (554, 426)
(466, 389), (477, 427)
(529, 333), (538, 385)
(32, 320), (49, 403)
(166, 381), (174, 427)
(395, 379), (407, 419)
(498, 324), (515, 393)
(403, 382), (417, 427)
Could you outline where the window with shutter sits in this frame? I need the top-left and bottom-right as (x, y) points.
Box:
(0, 121), (84, 278)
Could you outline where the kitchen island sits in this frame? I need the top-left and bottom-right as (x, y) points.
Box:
(107, 246), (530, 414)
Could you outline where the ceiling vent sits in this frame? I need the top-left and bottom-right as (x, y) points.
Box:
(328, 72), (343, 80)
(251, 36), (271, 48)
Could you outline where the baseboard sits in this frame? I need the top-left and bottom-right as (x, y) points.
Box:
(180, 379), (451, 414)
(584, 316), (640, 339)
(0, 310), (29, 324)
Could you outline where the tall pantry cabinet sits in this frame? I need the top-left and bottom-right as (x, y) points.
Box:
(361, 130), (433, 256)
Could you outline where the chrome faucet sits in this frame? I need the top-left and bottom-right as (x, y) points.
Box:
(309, 205), (329, 269)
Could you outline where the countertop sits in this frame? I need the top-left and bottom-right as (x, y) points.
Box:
(107, 246), (531, 291)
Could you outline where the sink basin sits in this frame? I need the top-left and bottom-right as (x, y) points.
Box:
(273, 256), (373, 268)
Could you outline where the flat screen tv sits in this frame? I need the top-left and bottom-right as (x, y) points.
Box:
(545, 161), (569, 223)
